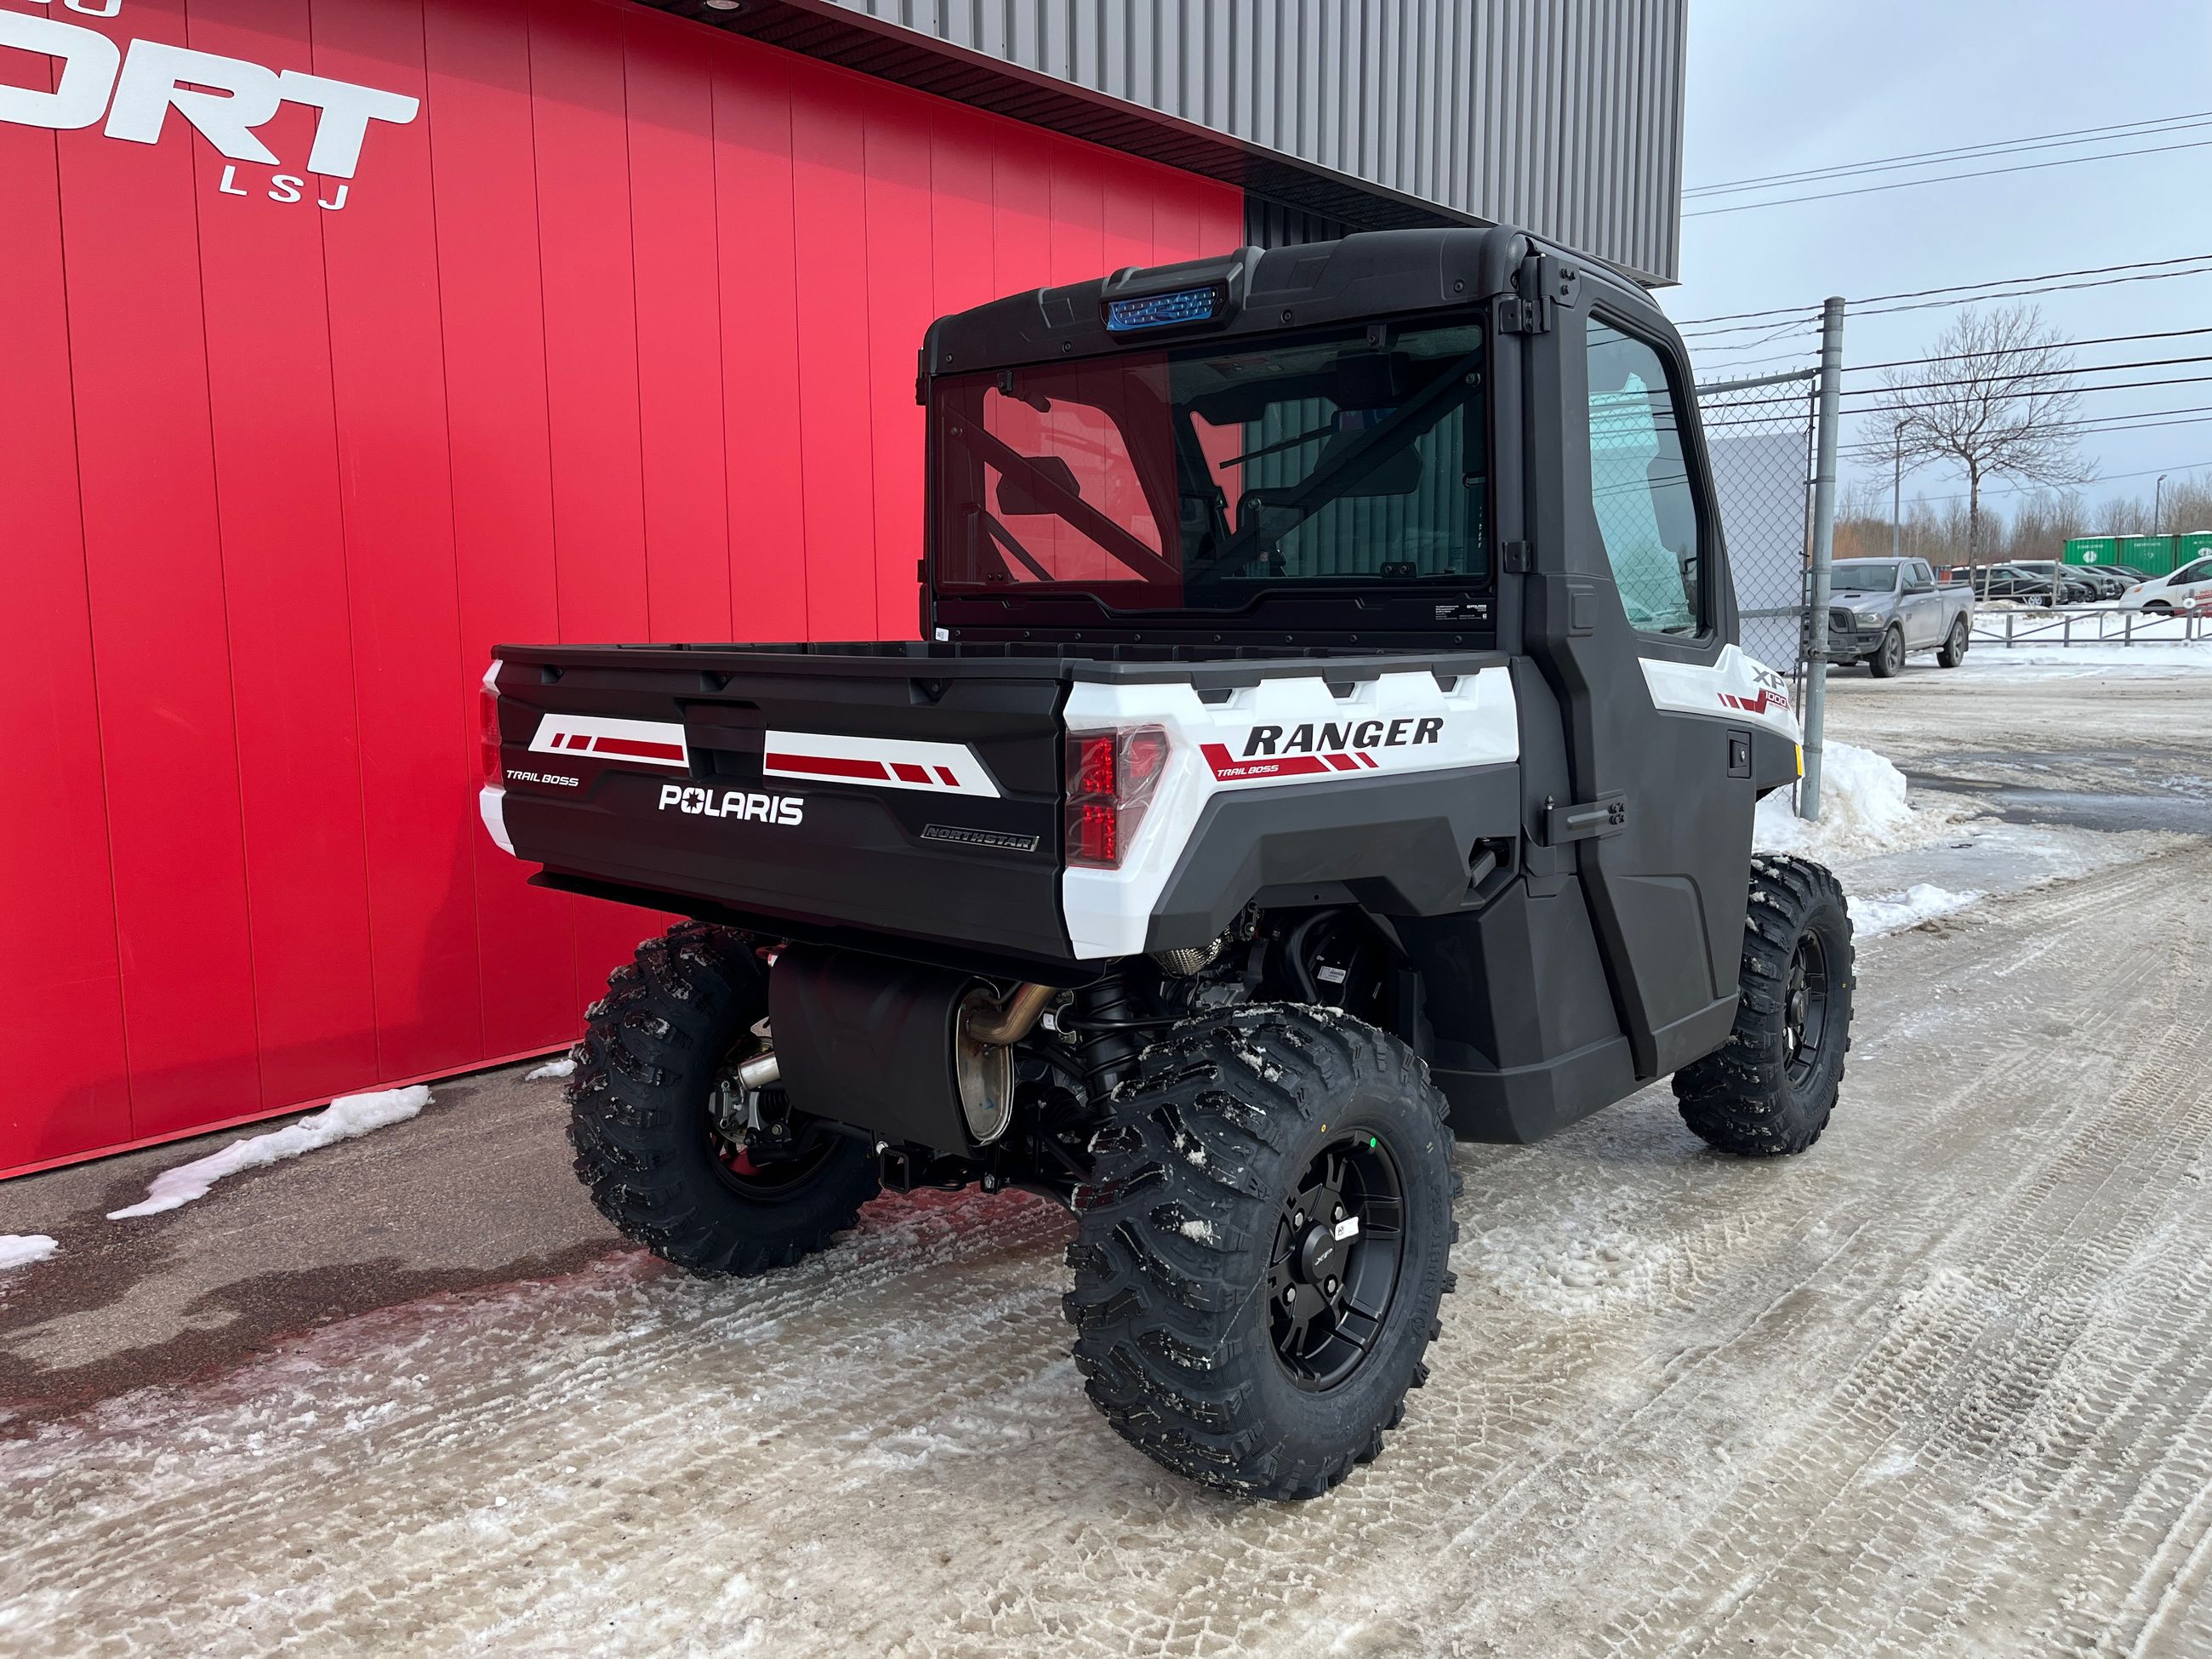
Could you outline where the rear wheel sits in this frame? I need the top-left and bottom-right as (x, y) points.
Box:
(567, 923), (880, 1276)
(1937, 616), (1969, 668)
(1674, 855), (1854, 1156)
(1064, 1005), (1457, 1499)
(1868, 625), (1906, 678)
(2146, 601), (2173, 613)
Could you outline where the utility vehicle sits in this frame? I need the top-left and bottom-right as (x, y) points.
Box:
(480, 228), (1856, 1500)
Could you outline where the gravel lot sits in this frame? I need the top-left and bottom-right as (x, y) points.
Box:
(3, 658), (2208, 1657)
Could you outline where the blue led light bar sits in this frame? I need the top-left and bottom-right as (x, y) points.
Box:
(1103, 285), (1220, 332)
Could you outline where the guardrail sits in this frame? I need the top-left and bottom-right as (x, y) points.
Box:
(1969, 606), (2208, 646)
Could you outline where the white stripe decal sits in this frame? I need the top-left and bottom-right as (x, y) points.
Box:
(528, 714), (690, 771)
(1638, 646), (1802, 743)
(1058, 666), (1519, 959)
(761, 730), (1002, 799)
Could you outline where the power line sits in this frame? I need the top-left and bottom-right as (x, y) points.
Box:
(1672, 253), (2212, 329)
(1848, 262), (2212, 321)
(1704, 365), (2212, 422)
(1906, 460), (2212, 506)
(1683, 135), (2212, 219)
(1685, 111), (2212, 199)
(1839, 324), (2212, 377)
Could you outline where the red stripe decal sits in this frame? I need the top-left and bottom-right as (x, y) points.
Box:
(892, 762), (931, 784)
(1201, 742), (1331, 782)
(766, 751), (892, 781)
(1325, 753), (1360, 771)
(1355, 752), (1379, 768)
(934, 765), (960, 786)
(590, 735), (685, 762)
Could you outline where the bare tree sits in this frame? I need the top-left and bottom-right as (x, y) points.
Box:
(1877, 303), (2095, 572)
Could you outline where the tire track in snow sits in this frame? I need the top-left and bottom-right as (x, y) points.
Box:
(2, 853), (2209, 1656)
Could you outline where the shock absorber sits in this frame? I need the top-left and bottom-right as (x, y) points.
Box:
(1071, 971), (1146, 1101)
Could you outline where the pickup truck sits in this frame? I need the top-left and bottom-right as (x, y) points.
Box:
(482, 228), (1855, 1500)
(1823, 556), (1974, 676)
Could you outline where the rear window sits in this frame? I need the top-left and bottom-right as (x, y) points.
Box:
(932, 322), (1489, 610)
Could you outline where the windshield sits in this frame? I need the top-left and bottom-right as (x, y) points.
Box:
(932, 322), (1487, 608)
(1832, 561), (1902, 590)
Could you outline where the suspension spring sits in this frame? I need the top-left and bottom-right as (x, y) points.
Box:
(1072, 973), (1146, 1101)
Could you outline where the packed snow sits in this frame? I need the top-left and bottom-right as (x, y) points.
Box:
(0, 1234), (59, 1271)
(1849, 883), (1984, 938)
(106, 1086), (431, 1221)
(524, 1057), (577, 1081)
(1956, 641), (2209, 676)
(1753, 739), (1958, 864)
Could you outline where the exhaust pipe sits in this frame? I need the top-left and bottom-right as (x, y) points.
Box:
(961, 982), (1055, 1046)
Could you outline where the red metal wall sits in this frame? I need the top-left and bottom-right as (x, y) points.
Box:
(0, 0), (1242, 1175)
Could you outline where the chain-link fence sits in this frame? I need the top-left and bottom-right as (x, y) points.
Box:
(1698, 368), (1818, 693)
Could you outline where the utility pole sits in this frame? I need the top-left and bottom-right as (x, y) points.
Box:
(1890, 424), (1905, 559)
(1801, 296), (1845, 821)
(2155, 472), (2169, 533)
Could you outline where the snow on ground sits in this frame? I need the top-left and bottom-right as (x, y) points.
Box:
(1847, 882), (1982, 938)
(7, 856), (2212, 1656)
(523, 1056), (576, 1081)
(1753, 739), (1961, 864)
(0, 1235), (59, 1272)
(105, 1086), (431, 1221)
(1956, 641), (2209, 676)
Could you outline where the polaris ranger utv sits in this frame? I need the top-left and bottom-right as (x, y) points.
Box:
(480, 227), (1854, 1500)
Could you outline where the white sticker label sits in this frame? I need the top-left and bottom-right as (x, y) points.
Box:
(1333, 1216), (1360, 1241)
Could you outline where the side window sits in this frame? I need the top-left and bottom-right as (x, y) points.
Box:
(1584, 318), (1704, 636)
(1910, 560), (1936, 588)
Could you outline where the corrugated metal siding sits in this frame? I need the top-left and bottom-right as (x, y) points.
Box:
(816, 0), (1686, 282)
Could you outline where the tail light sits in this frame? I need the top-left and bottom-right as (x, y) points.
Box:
(1065, 726), (1170, 868)
(479, 661), (505, 788)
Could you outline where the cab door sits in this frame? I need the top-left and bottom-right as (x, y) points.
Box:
(1902, 559), (1941, 646)
(1514, 268), (1764, 1083)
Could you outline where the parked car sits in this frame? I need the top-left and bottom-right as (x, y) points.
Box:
(1824, 556), (1975, 676)
(2118, 556), (2212, 612)
(2103, 563), (2156, 584)
(1969, 564), (2099, 606)
(2009, 559), (2125, 600)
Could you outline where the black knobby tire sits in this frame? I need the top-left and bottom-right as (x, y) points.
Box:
(567, 922), (880, 1276)
(1937, 617), (1969, 668)
(1064, 1005), (1459, 1500)
(1868, 626), (1906, 678)
(1673, 853), (1855, 1156)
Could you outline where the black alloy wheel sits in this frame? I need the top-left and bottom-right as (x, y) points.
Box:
(1267, 1134), (1406, 1391)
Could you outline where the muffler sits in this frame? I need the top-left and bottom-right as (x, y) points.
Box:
(768, 949), (1049, 1154)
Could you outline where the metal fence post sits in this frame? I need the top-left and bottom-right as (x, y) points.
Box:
(1799, 296), (1845, 821)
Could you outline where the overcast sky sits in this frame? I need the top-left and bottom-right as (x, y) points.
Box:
(1662, 0), (2212, 525)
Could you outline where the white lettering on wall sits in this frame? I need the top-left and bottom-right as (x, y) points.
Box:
(0, 10), (419, 201)
(0, 10), (119, 129)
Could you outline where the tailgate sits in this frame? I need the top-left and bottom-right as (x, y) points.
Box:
(487, 647), (1070, 964)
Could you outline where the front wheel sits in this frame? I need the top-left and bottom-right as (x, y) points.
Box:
(1674, 854), (1855, 1156)
(1868, 626), (1906, 677)
(1064, 1006), (1458, 1500)
(567, 923), (881, 1276)
(1937, 617), (1970, 668)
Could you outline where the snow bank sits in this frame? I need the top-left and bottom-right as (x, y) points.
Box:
(524, 1057), (576, 1081)
(1754, 740), (1950, 864)
(0, 1234), (59, 1271)
(107, 1086), (431, 1221)
(1850, 884), (1982, 938)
